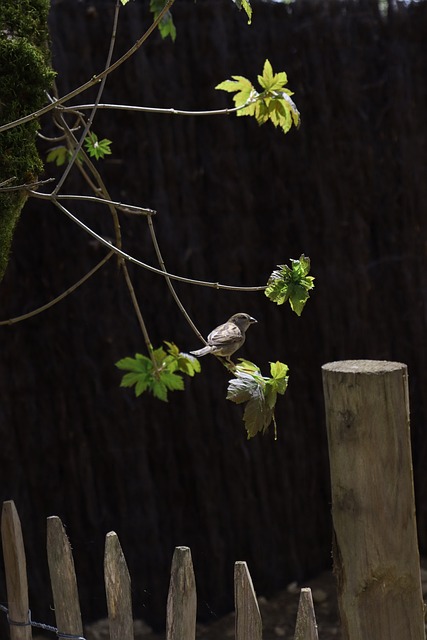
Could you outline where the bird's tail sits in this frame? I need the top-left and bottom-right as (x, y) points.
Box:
(190, 346), (211, 357)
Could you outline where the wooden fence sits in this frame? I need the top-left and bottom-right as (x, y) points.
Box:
(0, 499), (319, 640)
(2, 360), (426, 640)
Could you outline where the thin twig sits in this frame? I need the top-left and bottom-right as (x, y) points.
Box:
(59, 101), (254, 117)
(0, 178), (55, 192)
(0, 0), (176, 135)
(53, 0), (121, 195)
(56, 112), (123, 250)
(52, 199), (267, 292)
(0, 251), (114, 326)
(29, 191), (155, 216)
(121, 260), (160, 374)
(146, 215), (207, 345)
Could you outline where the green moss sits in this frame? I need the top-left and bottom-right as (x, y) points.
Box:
(0, 0), (55, 281)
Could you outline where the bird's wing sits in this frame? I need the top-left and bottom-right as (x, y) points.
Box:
(208, 322), (242, 346)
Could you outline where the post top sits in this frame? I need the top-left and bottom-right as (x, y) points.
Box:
(322, 359), (406, 374)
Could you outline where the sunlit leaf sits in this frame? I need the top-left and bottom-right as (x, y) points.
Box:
(216, 60), (300, 134)
(232, 0), (253, 24)
(226, 359), (289, 438)
(115, 343), (201, 401)
(265, 255), (314, 315)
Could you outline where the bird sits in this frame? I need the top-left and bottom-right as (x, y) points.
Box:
(190, 313), (257, 363)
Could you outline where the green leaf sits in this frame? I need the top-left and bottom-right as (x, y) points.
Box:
(226, 360), (289, 438)
(176, 353), (201, 376)
(235, 359), (262, 375)
(152, 380), (168, 402)
(232, 0), (253, 24)
(216, 60), (299, 134)
(119, 371), (147, 388)
(46, 146), (69, 167)
(258, 59), (274, 90)
(164, 341), (201, 376)
(120, 0), (130, 5)
(216, 76), (257, 113)
(265, 255), (314, 315)
(115, 354), (151, 372)
(243, 389), (269, 438)
(116, 343), (201, 401)
(135, 376), (151, 397)
(270, 361), (289, 381)
(84, 132), (112, 160)
(161, 371), (184, 392)
(149, 0), (176, 41)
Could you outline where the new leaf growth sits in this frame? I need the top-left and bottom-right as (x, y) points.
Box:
(265, 254), (315, 316)
(216, 59), (300, 134)
(226, 359), (289, 438)
(115, 342), (201, 402)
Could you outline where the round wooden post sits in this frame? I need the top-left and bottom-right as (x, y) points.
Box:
(322, 360), (425, 640)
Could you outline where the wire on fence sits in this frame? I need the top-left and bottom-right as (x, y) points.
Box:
(0, 604), (87, 640)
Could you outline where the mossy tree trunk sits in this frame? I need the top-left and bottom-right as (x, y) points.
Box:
(0, 0), (55, 281)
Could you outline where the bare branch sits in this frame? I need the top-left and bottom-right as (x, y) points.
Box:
(0, 251), (114, 326)
(29, 191), (156, 216)
(59, 101), (253, 117)
(52, 199), (267, 292)
(146, 215), (207, 344)
(0, 178), (55, 193)
(53, 0), (121, 195)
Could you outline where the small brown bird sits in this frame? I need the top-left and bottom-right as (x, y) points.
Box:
(190, 313), (257, 363)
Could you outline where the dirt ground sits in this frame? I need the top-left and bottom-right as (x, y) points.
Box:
(84, 569), (341, 640)
(83, 563), (427, 640)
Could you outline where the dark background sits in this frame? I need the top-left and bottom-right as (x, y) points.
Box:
(1, 0), (427, 631)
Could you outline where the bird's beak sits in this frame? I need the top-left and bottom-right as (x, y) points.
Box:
(249, 316), (257, 324)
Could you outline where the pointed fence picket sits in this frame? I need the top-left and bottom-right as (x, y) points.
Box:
(0, 500), (320, 639)
(1, 501), (32, 640)
(104, 531), (134, 640)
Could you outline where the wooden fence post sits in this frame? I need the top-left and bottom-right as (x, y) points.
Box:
(294, 588), (318, 640)
(322, 360), (425, 640)
(234, 561), (262, 640)
(166, 546), (196, 640)
(104, 531), (134, 640)
(1, 501), (32, 640)
(46, 516), (84, 639)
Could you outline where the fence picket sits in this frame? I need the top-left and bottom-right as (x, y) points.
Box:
(166, 546), (196, 640)
(234, 561), (262, 640)
(104, 531), (134, 640)
(46, 516), (83, 638)
(1, 500), (32, 640)
(294, 588), (319, 640)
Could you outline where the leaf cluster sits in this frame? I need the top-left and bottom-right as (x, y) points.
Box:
(216, 59), (300, 134)
(84, 132), (112, 160)
(46, 131), (112, 166)
(115, 341), (201, 402)
(149, 0), (176, 42)
(226, 360), (289, 438)
(265, 254), (314, 316)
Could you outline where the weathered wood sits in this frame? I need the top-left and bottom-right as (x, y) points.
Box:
(104, 531), (134, 640)
(322, 360), (425, 640)
(234, 561), (262, 640)
(294, 588), (318, 640)
(1, 501), (32, 640)
(166, 546), (196, 640)
(46, 516), (83, 638)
